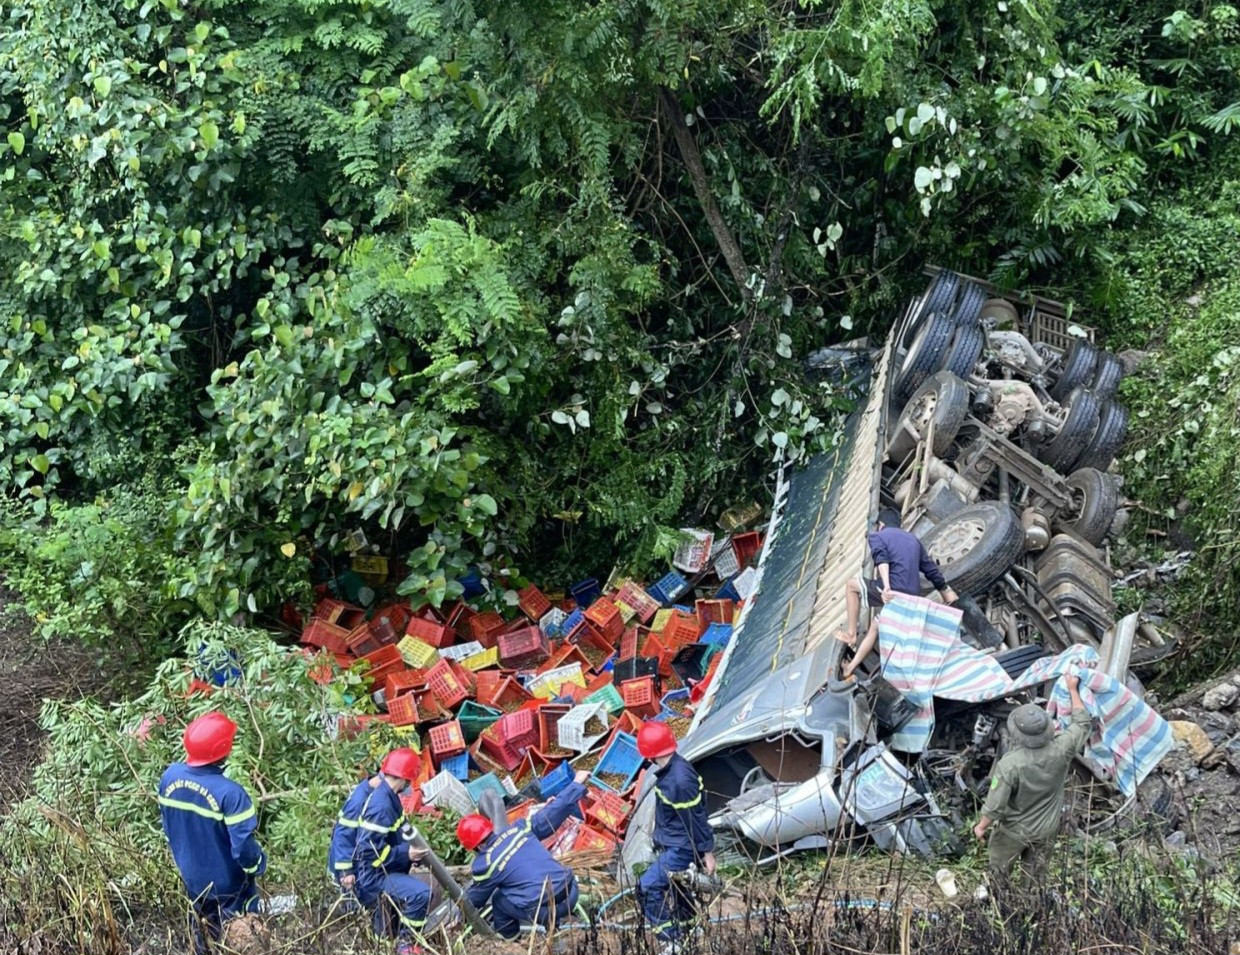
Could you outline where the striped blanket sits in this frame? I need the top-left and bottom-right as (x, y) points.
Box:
(876, 595), (1172, 796)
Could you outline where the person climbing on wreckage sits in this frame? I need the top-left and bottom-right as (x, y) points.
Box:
(836, 507), (958, 679)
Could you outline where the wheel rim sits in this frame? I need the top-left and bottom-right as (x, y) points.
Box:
(906, 392), (938, 432)
(928, 517), (987, 565)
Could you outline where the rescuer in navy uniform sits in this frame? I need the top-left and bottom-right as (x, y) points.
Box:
(158, 711), (266, 954)
(455, 769), (591, 937)
(636, 721), (716, 955)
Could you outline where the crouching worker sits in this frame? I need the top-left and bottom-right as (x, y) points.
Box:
(159, 711), (266, 955)
(328, 748), (432, 955)
(635, 722), (716, 955)
(457, 769), (591, 938)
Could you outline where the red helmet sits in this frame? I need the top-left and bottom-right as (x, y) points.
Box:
(456, 814), (494, 851)
(183, 711), (238, 766)
(380, 747), (420, 781)
(636, 721), (677, 759)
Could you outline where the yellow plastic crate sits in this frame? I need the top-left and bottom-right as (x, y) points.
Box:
(462, 646), (499, 671)
(528, 664), (586, 699)
(652, 609), (673, 633)
(614, 599), (637, 624)
(397, 636), (438, 669)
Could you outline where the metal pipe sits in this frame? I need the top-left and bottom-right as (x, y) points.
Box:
(406, 825), (496, 938)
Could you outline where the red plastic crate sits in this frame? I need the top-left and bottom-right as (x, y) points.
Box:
(558, 681), (588, 703)
(584, 597), (624, 641)
(388, 693), (420, 726)
(362, 645), (406, 687)
(584, 789), (632, 834)
(469, 612), (505, 648)
(445, 601), (474, 629)
(584, 670), (614, 697)
(314, 598), (348, 624)
(384, 669), (425, 700)
(336, 604), (368, 630)
(571, 825), (618, 853)
(615, 581), (660, 624)
(695, 598), (735, 629)
(498, 626), (551, 669)
(732, 531), (762, 568)
(662, 612), (702, 650)
(405, 616), (456, 649)
(519, 748), (555, 782)
(414, 689), (447, 722)
(478, 726), (526, 772)
(540, 643), (591, 675)
(518, 585), (553, 622)
(618, 625), (639, 661)
(346, 624), (383, 657)
(620, 677), (660, 719)
(468, 738), (510, 778)
(448, 659), (477, 695)
(575, 624), (617, 660)
(369, 615), (399, 646)
(429, 720), (466, 759)
(640, 633), (675, 678)
(507, 800), (535, 826)
(301, 619), (349, 655)
(478, 675), (532, 710)
(426, 659), (469, 709)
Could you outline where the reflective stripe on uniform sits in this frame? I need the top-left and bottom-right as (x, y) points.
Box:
(224, 806), (256, 826)
(473, 829), (527, 882)
(654, 777), (704, 810)
(372, 843), (392, 868)
(336, 812), (401, 834)
(333, 860), (354, 870)
(241, 860), (262, 874)
(158, 796), (225, 821)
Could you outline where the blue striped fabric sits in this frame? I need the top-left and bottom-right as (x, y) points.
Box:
(876, 596), (1172, 796)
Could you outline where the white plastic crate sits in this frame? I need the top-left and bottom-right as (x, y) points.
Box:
(673, 528), (714, 574)
(420, 770), (475, 815)
(438, 640), (484, 662)
(528, 663), (585, 699)
(734, 566), (758, 600)
(712, 540), (741, 579)
(501, 775), (518, 796)
(557, 702), (610, 752)
(539, 606), (567, 636)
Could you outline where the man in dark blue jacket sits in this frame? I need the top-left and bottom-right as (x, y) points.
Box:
(158, 711), (266, 954)
(635, 722), (715, 953)
(838, 508), (957, 679)
(327, 748), (431, 955)
(456, 770), (591, 938)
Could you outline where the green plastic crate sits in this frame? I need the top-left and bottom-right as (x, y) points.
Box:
(458, 700), (502, 742)
(584, 682), (624, 716)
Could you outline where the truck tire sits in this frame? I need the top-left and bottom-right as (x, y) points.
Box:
(942, 321), (985, 379)
(903, 271), (961, 348)
(918, 502), (1026, 596)
(1049, 339), (1098, 402)
(1039, 387), (1100, 474)
(1091, 351), (1125, 400)
(895, 311), (956, 399)
(1075, 400), (1128, 472)
(1055, 468), (1118, 545)
(952, 280), (987, 327)
(887, 371), (970, 461)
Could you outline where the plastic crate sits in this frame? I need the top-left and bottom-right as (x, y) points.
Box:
(466, 772), (509, 805)
(613, 599), (637, 625)
(387, 693), (420, 726)
(535, 703), (573, 751)
(672, 529), (714, 574)
(584, 789), (632, 834)
(583, 683), (624, 717)
(671, 643), (721, 685)
(438, 640), (484, 662)
(640, 633), (676, 678)
(701, 623), (733, 646)
(421, 770), (474, 815)
(301, 619), (349, 655)
(498, 626), (551, 669)
(620, 676), (660, 719)
(590, 732), (642, 793)
(429, 720), (466, 759)
(618, 626), (639, 661)
(469, 611), (505, 648)
(662, 613), (702, 650)
(560, 608), (586, 641)
(518, 585), (553, 622)
(346, 624), (383, 657)
(558, 701), (610, 751)
(540, 760), (574, 800)
(461, 646), (499, 671)
(314, 598), (348, 625)
(528, 663), (585, 700)
(448, 659), (477, 695)
(571, 824), (618, 853)
(733, 566), (758, 600)
(397, 636), (439, 669)
(444, 600), (474, 629)
(369, 615), (399, 646)
(539, 606), (568, 638)
(615, 581), (660, 624)
(384, 669), (425, 700)
(414, 688), (446, 722)
(714, 578), (740, 602)
(732, 531), (762, 567)
(441, 751), (470, 781)
(458, 700), (502, 741)
(542, 643), (592, 674)
(569, 578), (601, 608)
(406, 616), (455, 649)
(361, 645), (405, 683)
(648, 571), (690, 607)
(611, 656), (659, 685)
(711, 540), (741, 580)
(477, 726), (525, 772)
(651, 609), (673, 633)
(695, 598), (734, 628)
(480, 710), (538, 771)
(584, 597), (623, 641)
(426, 659), (469, 709)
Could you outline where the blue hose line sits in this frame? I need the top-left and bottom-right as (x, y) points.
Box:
(569, 896), (901, 932)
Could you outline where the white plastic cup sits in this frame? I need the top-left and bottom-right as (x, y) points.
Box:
(935, 867), (959, 898)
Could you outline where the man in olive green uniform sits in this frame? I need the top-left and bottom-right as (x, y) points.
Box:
(973, 673), (1091, 886)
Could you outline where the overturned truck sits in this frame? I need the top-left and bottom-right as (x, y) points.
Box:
(622, 269), (1173, 868)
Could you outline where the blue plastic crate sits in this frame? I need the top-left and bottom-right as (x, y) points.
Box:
(590, 732), (642, 794)
(647, 571), (690, 607)
(656, 687), (692, 723)
(540, 761), (573, 799)
(673, 603), (694, 615)
(701, 623), (733, 646)
(441, 752), (471, 781)
(466, 772), (508, 804)
(714, 579), (741, 602)
(561, 608), (586, 640)
(570, 578), (601, 608)
(600, 652), (616, 673)
(457, 567), (487, 599)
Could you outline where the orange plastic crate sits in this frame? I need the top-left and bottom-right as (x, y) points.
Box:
(478, 675), (532, 710)
(301, 619), (349, 655)
(406, 616), (456, 648)
(584, 597), (624, 641)
(384, 669), (425, 700)
(571, 825), (617, 853)
(346, 624), (383, 656)
(584, 790), (632, 834)
(695, 598), (734, 629)
(640, 633), (675, 678)
(537, 704), (573, 752)
(518, 585), (553, 622)
(469, 611), (505, 648)
(662, 612), (702, 650)
(448, 659), (477, 695)
(620, 677), (659, 719)
(429, 720), (466, 759)
(388, 694), (420, 726)
(539, 643), (592, 675)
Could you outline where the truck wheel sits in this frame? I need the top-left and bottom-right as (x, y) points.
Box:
(1091, 351), (1125, 400)
(1075, 400), (1128, 472)
(903, 271), (960, 348)
(918, 502), (1026, 596)
(952, 280), (987, 326)
(1055, 468), (1118, 545)
(887, 371), (970, 461)
(979, 298), (1018, 326)
(1039, 387), (1100, 474)
(942, 321), (985, 379)
(895, 311), (956, 399)
(1049, 339), (1098, 402)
